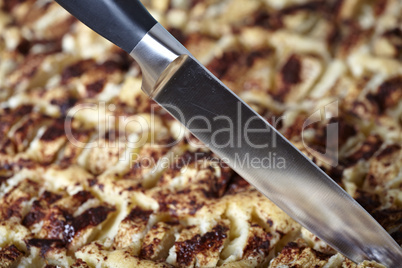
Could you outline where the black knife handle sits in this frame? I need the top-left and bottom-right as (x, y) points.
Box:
(55, 0), (157, 53)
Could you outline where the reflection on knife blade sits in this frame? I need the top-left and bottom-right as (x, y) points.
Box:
(146, 50), (402, 267)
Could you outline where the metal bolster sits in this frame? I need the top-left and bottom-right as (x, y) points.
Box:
(129, 23), (189, 97)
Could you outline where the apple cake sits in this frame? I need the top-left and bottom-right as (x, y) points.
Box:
(0, 0), (401, 267)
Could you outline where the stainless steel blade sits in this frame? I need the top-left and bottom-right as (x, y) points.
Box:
(147, 54), (402, 266)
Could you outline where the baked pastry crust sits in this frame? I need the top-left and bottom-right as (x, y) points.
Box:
(0, 0), (401, 267)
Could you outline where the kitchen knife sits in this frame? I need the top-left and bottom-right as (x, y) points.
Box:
(54, 0), (402, 266)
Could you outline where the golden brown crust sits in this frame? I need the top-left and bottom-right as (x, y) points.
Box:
(0, 244), (24, 268)
(0, 0), (401, 267)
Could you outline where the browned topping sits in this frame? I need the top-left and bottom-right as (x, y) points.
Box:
(331, 0), (345, 18)
(0, 139), (15, 155)
(243, 232), (272, 256)
(327, 26), (342, 52)
(14, 54), (45, 81)
(139, 237), (160, 259)
(72, 206), (115, 232)
(371, 208), (402, 230)
(202, 166), (232, 198)
(13, 119), (35, 148)
(11, 113), (48, 153)
(58, 157), (73, 169)
(86, 79), (105, 98)
(71, 259), (90, 267)
(333, 117), (357, 146)
(16, 38), (62, 55)
(22, 201), (45, 227)
(43, 209), (71, 240)
(103, 129), (119, 141)
(283, 115), (309, 140)
(328, 19), (367, 58)
(0, 175), (12, 186)
(16, 39), (31, 55)
(225, 174), (250, 195)
(207, 49), (272, 85)
(1, 0), (25, 12)
(246, 50), (272, 67)
(281, 55), (301, 85)
(274, 240), (332, 264)
(188, 200), (204, 216)
(274, 55), (302, 102)
(271, 241), (301, 264)
(46, 16), (77, 40)
(61, 52), (132, 84)
(0, 245), (24, 261)
(167, 28), (187, 44)
(249, 0), (340, 31)
(27, 238), (65, 257)
(281, 1), (325, 15)
(72, 191), (93, 204)
(22, 191), (61, 227)
(207, 51), (241, 79)
(373, 0), (388, 16)
(98, 60), (121, 74)
(190, 0), (205, 8)
(176, 225), (228, 266)
(390, 226), (402, 245)
(40, 119), (65, 141)
(385, 28), (402, 50)
(367, 76), (402, 113)
(141, 244), (154, 258)
(324, 165), (344, 184)
(343, 135), (383, 166)
(61, 59), (95, 84)
(88, 178), (98, 187)
(354, 190), (381, 214)
(122, 161), (141, 180)
(50, 96), (78, 115)
(313, 250), (333, 261)
(10, 158), (37, 170)
(383, 28), (402, 39)
(267, 219), (273, 227)
(153, 188), (206, 217)
(58, 128), (93, 168)
(0, 244), (24, 265)
(124, 207), (153, 222)
(99, 58), (130, 73)
(376, 144), (401, 160)
(33, 204), (115, 245)
(15, 105), (34, 117)
(1, 179), (40, 220)
(249, 10), (283, 30)
(365, 174), (377, 188)
(0, 118), (14, 136)
(284, 241), (302, 249)
(101, 50), (133, 72)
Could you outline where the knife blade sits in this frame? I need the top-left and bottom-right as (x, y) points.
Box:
(54, 0), (402, 266)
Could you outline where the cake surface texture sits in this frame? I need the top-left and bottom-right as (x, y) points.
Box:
(0, 0), (401, 267)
